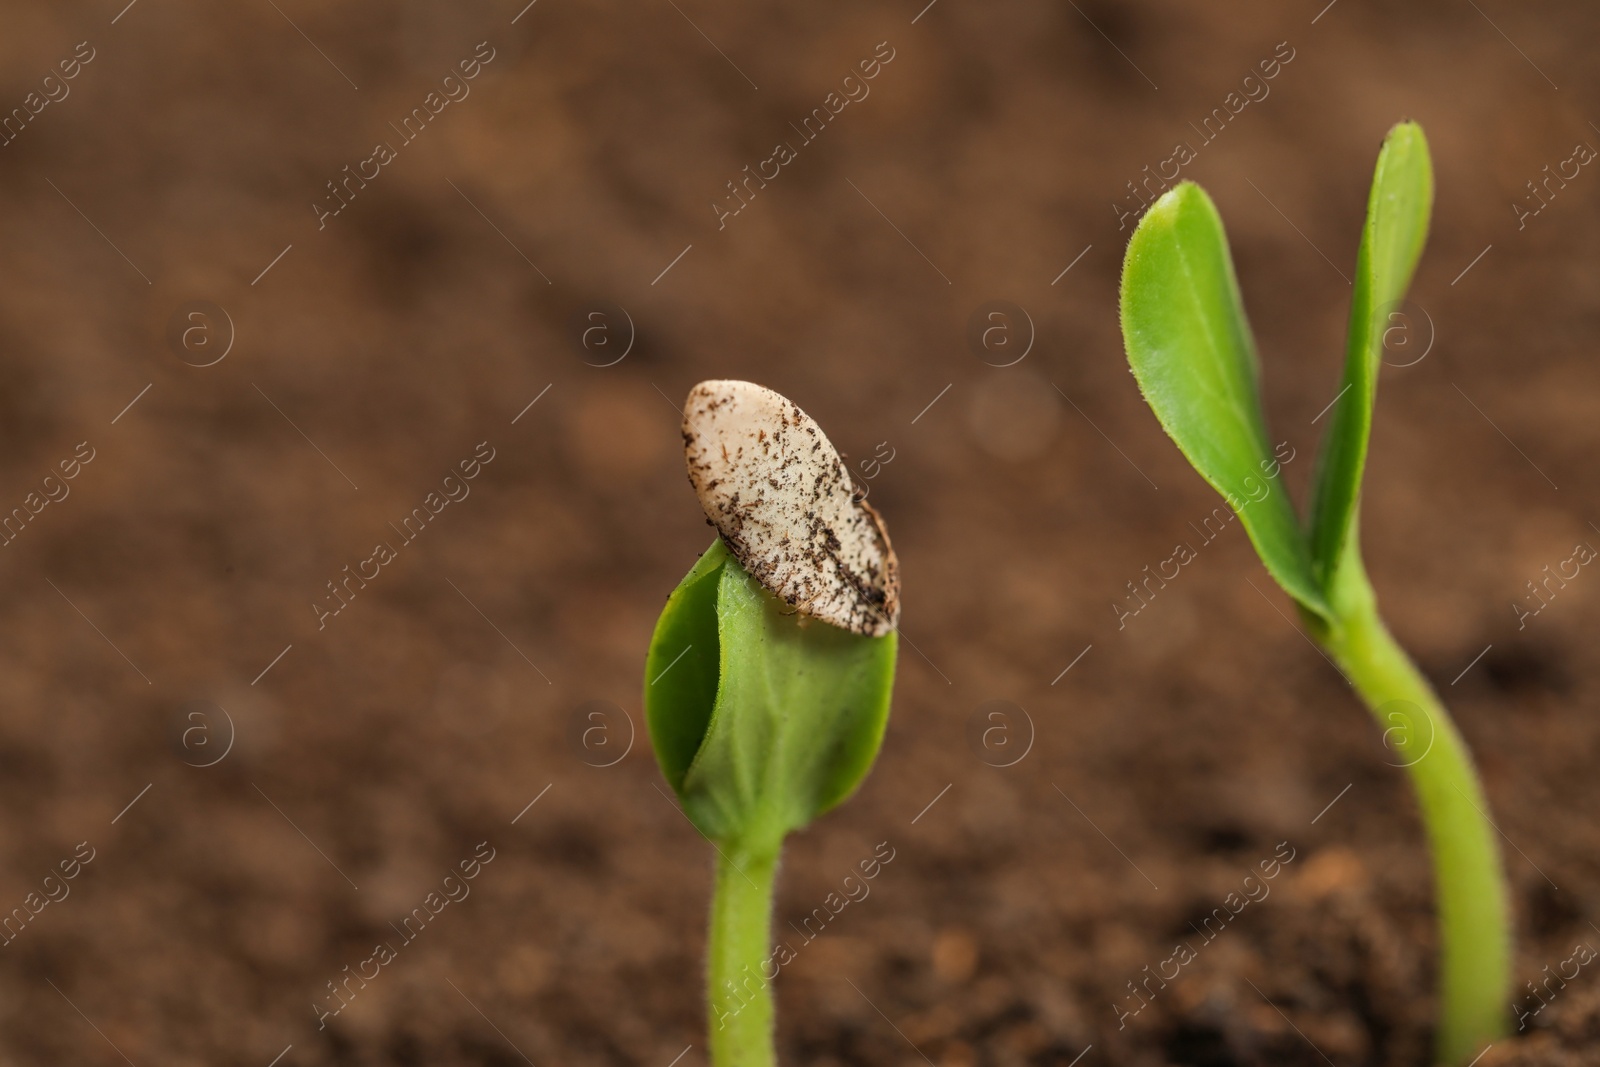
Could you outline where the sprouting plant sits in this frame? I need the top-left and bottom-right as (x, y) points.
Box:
(645, 380), (900, 1067)
(1119, 121), (1509, 1065)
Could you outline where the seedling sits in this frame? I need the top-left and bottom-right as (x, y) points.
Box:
(645, 380), (900, 1067)
(1119, 122), (1510, 1064)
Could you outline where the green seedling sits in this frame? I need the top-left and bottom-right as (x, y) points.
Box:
(1119, 122), (1509, 1064)
(645, 380), (900, 1067)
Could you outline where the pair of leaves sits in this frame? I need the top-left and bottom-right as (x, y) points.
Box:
(1119, 122), (1433, 621)
(644, 539), (897, 853)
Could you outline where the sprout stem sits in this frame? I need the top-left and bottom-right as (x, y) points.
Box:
(707, 847), (779, 1067)
(1315, 568), (1510, 1066)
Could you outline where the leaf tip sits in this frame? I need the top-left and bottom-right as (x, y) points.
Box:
(1129, 181), (1206, 235)
(1386, 118), (1426, 142)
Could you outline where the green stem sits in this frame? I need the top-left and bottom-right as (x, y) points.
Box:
(1316, 577), (1509, 1066)
(707, 847), (779, 1067)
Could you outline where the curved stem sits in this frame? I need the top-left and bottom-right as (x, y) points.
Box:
(707, 847), (779, 1067)
(1319, 589), (1509, 1065)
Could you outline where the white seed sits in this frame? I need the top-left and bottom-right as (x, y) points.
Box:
(682, 380), (900, 637)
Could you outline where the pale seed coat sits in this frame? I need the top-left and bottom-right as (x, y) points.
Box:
(682, 380), (901, 637)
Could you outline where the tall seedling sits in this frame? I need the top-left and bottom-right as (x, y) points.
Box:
(1120, 122), (1510, 1065)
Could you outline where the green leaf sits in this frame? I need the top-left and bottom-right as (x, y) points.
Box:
(1307, 122), (1433, 588)
(1120, 182), (1332, 622)
(644, 539), (730, 793)
(644, 540), (897, 851)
